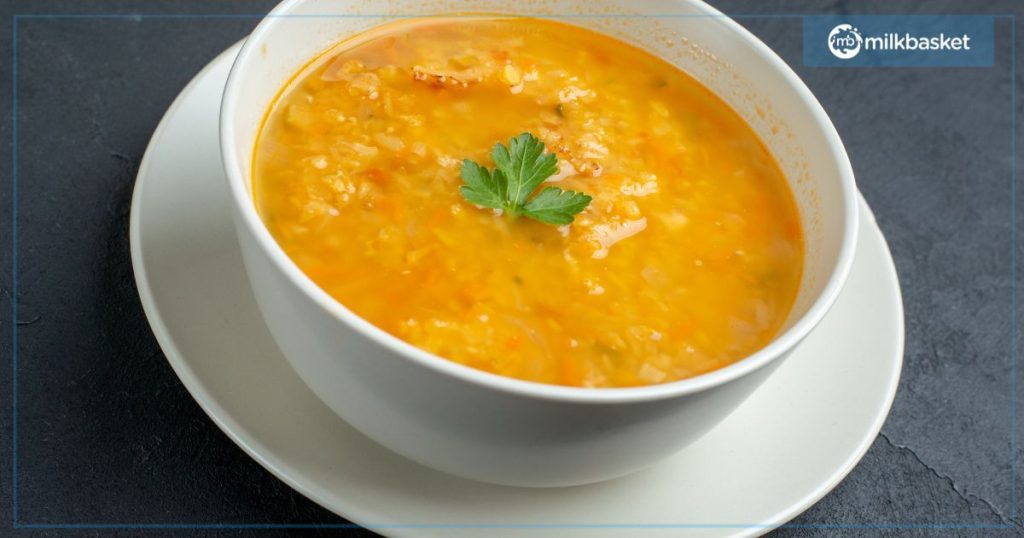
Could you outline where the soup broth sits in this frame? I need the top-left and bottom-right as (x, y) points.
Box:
(253, 18), (804, 388)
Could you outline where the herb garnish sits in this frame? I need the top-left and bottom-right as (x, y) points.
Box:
(459, 132), (592, 225)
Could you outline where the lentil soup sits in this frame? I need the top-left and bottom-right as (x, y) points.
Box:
(253, 17), (804, 388)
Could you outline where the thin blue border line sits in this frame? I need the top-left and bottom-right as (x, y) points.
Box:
(10, 523), (1018, 530)
(8, 12), (1020, 20)
(9, 13), (17, 531)
(1011, 12), (1018, 524)
(7, 11), (1018, 531)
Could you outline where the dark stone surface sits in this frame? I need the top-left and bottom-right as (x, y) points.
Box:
(0, 0), (1020, 535)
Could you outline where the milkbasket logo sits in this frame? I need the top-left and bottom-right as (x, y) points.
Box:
(827, 24), (863, 59)
(804, 15), (994, 67)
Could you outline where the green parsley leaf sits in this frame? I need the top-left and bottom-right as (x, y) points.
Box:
(521, 186), (593, 225)
(458, 159), (506, 210)
(458, 132), (591, 225)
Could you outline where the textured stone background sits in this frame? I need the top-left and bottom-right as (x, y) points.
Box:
(0, 0), (1021, 536)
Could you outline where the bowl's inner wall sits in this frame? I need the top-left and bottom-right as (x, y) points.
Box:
(227, 0), (847, 332)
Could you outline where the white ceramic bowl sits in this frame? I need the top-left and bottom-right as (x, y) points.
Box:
(220, 0), (858, 487)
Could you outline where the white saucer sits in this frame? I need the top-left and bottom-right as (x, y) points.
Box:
(130, 43), (904, 537)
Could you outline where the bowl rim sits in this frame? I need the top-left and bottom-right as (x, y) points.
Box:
(219, 0), (859, 404)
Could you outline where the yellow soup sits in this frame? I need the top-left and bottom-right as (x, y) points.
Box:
(254, 18), (804, 388)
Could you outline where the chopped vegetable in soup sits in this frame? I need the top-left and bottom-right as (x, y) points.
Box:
(253, 17), (804, 388)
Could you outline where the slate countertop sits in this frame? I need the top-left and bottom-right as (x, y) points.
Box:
(1, 0), (1021, 536)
